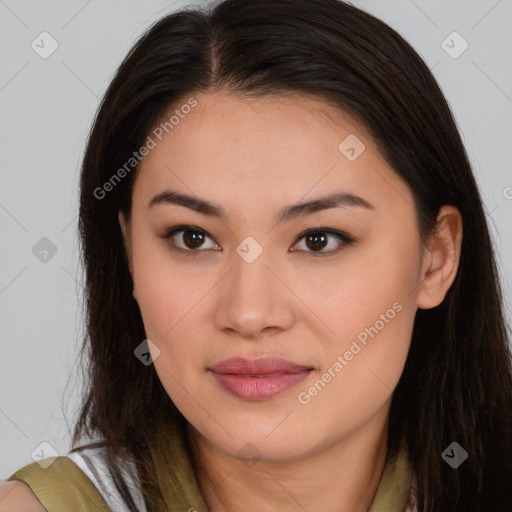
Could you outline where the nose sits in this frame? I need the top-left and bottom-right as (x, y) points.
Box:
(213, 250), (296, 339)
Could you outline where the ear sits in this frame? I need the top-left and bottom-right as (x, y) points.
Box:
(416, 205), (463, 309)
(118, 210), (135, 285)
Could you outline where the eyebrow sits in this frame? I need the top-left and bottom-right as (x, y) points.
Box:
(148, 189), (375, 223)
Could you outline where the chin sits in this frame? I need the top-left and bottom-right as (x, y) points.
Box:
(192, 416), (320, 462)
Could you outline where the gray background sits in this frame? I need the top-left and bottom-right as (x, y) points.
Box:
(1, 0), (511, 477)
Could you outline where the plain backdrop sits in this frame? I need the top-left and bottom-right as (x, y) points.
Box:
(1, 0), (511, 477)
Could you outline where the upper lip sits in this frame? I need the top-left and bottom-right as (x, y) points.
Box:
(209, 357), (313, 375)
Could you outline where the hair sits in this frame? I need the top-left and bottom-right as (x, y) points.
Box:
(71, 0), (512, 510)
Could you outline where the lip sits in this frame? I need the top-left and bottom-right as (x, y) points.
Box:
(209, 357), (314, 400)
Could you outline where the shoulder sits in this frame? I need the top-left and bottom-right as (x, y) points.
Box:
(5, 455), (111, 511)
(0, 480), (46, 512)
(3, 447), (147, 511)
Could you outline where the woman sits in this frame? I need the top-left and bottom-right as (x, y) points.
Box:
(3, 0), (512, 510)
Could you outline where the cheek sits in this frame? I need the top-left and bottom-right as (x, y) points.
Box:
(133, 255), (209, 409)
(135, 263), (207, 350)
(131, 228), (198, 331)
(296, 231), (420, 405)
(131, 238), (214, 380)
(295, 298), (416, 445)
(296, 230), (421, 344)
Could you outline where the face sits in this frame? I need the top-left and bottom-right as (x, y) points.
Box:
(119, 90), (426, 462)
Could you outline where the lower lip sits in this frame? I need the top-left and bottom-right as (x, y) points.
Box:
(210, 370), (312, 400)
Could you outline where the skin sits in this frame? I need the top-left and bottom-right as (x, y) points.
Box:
(0, 481), (46, 511)
(119, 90), (462, 512)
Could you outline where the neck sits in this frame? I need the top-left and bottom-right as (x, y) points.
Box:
(187, 400), (391, 512)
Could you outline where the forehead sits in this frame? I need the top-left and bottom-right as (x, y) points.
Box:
(132, 90), (413, 219)
(159, 90), (362, 159)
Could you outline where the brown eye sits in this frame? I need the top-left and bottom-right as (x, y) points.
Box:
(292, 229), (355, 257)
(160, 225), (220, 255)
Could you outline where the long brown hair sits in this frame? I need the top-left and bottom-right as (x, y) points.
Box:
(72, 0), (512, 510)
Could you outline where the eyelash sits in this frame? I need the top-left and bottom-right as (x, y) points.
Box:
(159, 224), (355, 259)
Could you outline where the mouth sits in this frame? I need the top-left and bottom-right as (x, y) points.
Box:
(208, 357), (314, 400)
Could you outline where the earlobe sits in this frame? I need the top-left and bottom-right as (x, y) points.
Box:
(416, 205), (463, 310)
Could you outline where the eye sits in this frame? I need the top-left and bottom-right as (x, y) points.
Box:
(160, 225), (219, 255)
(291, 228), (355, 257)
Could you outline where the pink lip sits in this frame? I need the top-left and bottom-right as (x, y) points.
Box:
(209, 357), (314, 400)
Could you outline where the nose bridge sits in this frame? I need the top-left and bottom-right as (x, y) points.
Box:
(231, 244), (274, 303)
(214, 241), (295, 337)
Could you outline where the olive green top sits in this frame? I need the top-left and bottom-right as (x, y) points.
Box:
(7, 420), (413, 511)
